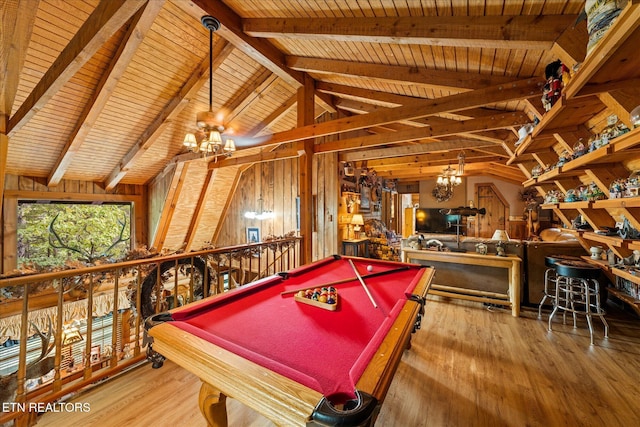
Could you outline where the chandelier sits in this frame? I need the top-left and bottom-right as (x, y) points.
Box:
(433, 152), (465, 202)
(436, 165), (462, 188)
(183, 16), (236, 160)
(244, 195), (275, 220)
(244, 162), (275, 220)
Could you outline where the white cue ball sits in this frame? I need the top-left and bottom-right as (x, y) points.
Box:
(367, 265), (373, 272)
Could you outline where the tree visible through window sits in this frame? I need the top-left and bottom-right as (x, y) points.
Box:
(17, 203), (131, 269)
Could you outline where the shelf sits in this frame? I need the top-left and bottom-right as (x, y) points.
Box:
(594, 196), (640, 209)
(566, 1), (640, 99)
(582, 232), (629, 248)
(607, 287), (640, 316)
(511, 1), (640, 162)
(558, 201), (592, 209)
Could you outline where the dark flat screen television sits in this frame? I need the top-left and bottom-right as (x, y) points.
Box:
(415, 208), (462, 235)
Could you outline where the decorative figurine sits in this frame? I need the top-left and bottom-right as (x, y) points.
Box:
(475, 242), (488, 255)
(496, 241), (506, 257)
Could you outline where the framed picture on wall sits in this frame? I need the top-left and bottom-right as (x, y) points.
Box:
(246, 227), (260, 243)
(90, 345), (101, 363)
(360, 186), (371, 211)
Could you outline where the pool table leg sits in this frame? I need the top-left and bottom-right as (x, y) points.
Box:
(199, 382), (228, 427)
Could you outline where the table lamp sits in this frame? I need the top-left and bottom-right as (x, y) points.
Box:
(351, 214), (364, 238)
(491, 229), (510, 241)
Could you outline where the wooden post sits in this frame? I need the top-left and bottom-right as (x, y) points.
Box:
(298, 74), (315, 264)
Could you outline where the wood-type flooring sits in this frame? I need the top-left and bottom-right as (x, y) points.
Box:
(37, 295), (640, 427)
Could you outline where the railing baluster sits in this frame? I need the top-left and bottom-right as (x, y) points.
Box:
(84, 273), (94, 380)
(0, 236), (302, 423)
(110, 270), (119, 368)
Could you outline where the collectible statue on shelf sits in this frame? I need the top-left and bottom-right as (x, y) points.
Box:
(543, 189), (563, 204)
(531, 164), (543, 178)
(609, 179), (627, 199)
(600, 114), (630, 144)
(572, 139), (587, 158)
(541, 59), (569, 111)
(618, 216), (640, 240)
(564, 189), (578, 202)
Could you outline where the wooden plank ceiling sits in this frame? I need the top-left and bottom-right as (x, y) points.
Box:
(2, 0), (589, 189)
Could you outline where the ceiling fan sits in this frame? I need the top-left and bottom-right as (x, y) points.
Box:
(183, 16), (237, 159)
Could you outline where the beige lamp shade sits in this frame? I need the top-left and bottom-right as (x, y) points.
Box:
(491, 229), (510, 241)
(351, 214), (364, 231)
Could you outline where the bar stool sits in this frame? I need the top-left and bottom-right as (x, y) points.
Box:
(538, 255), (581, 319)
(548, 260), (609, 345)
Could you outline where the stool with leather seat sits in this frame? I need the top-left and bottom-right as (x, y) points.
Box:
(548, 260), (609, 345)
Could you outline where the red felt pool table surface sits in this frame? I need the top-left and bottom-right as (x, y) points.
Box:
(147, 255), (433, 426)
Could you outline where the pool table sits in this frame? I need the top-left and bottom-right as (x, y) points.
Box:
(144, 255), (433, 426)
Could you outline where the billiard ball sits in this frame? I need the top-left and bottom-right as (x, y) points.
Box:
(367, 265), (373, 272)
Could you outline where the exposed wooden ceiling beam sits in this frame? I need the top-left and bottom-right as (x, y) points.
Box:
(246, 78), (542, 148)
(7, 0), (147, 135)
(367, 151), (500, 170)
(244, 15), (578, 50)
(1, 0), (39, 116)
(374, 161), (525, 184)
(184, 0), (335, 113)
(288, 56), (516, 92)
(48, 1), (165, 187)
(316, 81), (418, 107)
(316, 112), (528, 154)
(339, 140), (493, 162)
(104, 41), (234, 191)
(210, 147), (301, 169)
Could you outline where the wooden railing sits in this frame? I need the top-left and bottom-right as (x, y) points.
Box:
(0, 237), (302, 426)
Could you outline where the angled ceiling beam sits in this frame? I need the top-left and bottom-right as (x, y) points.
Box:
(104, 41), (234, 191)
(7, 0), (147, 135)
(189, 0), (303, 87)
(48, 1), (165, 187)
(1, 0), (38, 216)
(316, 112), (529, 154)
(187, 0), (335, 113)
(224, 69), (279, 126)
(288, 56), (516, 92)
(316, 81), (420, 107)
(1, 0), (39, 117)
(244, 15), (578, 50)
(250, 95), (297, 137)
(246, 78), (542, 148)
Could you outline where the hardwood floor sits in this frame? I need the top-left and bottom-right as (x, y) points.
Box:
(37, 296), (640, 427)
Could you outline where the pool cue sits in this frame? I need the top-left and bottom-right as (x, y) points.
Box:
(280, 265), (409, 296)
(348, 259), (378, 308)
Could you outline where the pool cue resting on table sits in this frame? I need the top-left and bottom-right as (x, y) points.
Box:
(280, 265), (409, 296)
(348, 259), (378, 308)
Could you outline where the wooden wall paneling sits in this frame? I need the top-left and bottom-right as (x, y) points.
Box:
(209, 166), (247, 244)
(161, 161), (209, 250)
(272, 159), (283, 238)
(150, 162), (188, 251)
(2, 197), (17, 273)
(147, 163), (175, 245)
